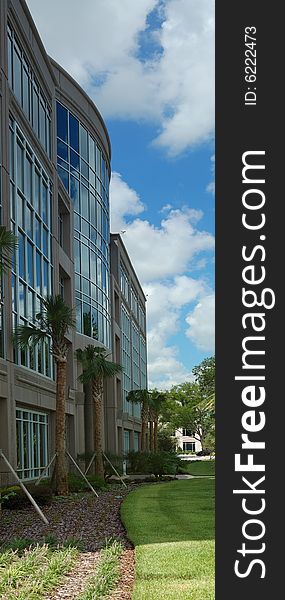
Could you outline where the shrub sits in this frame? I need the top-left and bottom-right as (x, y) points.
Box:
(148, 452), (180, 477)
(68, 473), (106, 492)
(127, 451), (181, 477)
(127, 451), (151, 474)
(0, 483), (52, 509)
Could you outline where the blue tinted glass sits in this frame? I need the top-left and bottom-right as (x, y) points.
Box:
(57, 103), (68, 142)
(18, 231), (25, 278)
(57, 140), (68, 161)
(80, 125), (88, 161)
(81, 184), (89, 219)
(36, 251), (41, 294)
(57, 165), (69, 191)
(70, 149), (79, 171)
(69, 113), (79, 152)
(27, 241), (33, 286)
(70, 176), (79, 210)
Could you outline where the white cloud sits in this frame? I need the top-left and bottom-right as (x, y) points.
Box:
(109, 173), (214, 388)
(110, 172), (145, 232)
(26, 0), (214, 155)
(186, 294), (215, 352)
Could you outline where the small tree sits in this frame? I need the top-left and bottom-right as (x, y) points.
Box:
(15, 295), (75, 495)
(127, 389), (150, 452)
(76, 345), (122, 479)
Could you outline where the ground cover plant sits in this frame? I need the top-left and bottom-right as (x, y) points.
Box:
(78, 538), (123, 599)
(0, 542), (78, 599)
(121, 478), (215, 599)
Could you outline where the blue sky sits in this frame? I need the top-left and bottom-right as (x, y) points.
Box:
(27, 0), (215, 389)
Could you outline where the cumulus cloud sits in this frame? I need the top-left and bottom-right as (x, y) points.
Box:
(186, 294), (215, 352)
(109, 173), (215, 388)
(110, 172), (145, 232)
(26, 0), (214, 155)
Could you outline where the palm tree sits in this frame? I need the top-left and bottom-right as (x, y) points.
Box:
(127, 389), (150, 452)
(0, 226), (18, 275)
(76, 345), (122, 479)
(149, 390), (166, 452)
(14, 295), (75, 495)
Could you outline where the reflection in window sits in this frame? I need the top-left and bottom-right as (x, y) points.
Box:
(10, 119), (53, 376)
(7, 24), (51, 157)
(56, 101), (111, 347)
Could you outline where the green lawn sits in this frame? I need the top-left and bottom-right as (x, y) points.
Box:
(181, 460), (215, 477)
(121, 479), (214, 599)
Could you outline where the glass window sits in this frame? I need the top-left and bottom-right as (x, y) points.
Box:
(13, 49), (22, 103)
(57, 166), (69, 191)
(39, 101), (46, 148)
(24, 155), (32, 202)
(22, 67), (30, 118)
(69, 113), (79, 152)
(42, 183), (48, 224)
(27, 241), (33, 286)
(26, 205), (33, 239)
(17, 142), (24, 192)
(70, 149), (79, 172)
(81, 184), (89, 219)
(81, 244), (89, 279)
(16, 409), (48, 480)
(57, 140), (68, 161)
(36, 251), (41, 294)
(80, 125), (88, 161)
(70, 176), (79, 210)
(57, 102), (68, 142)
(18, 231), (25, 278)
(32, 87), (39, 136)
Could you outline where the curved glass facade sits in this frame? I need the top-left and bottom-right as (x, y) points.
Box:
(56, 102), (111, 348)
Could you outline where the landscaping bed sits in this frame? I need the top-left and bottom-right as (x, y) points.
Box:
(0, 484), (136, 599)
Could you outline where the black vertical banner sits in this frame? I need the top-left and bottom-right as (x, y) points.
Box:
(216, 1), (284, 598)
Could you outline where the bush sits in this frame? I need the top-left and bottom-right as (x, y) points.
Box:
(148, 452), (180, 477)
(0, 483), (52, 510)
(127, 451), (150, 474)
(127, 451), (181, 477)
(68, 473), (106, 492)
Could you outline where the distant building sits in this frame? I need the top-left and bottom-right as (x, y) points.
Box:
(0, 0), (147, 485)
(107, 234), (147, 456)
(175, 429), (202, 454)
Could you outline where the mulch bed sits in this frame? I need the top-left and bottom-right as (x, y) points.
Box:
(0, 483), (137, 599)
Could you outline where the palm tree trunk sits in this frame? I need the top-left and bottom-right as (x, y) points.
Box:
(93, 378), (105, 479)
(149, 421), (154, 451)
(54, 358), (68, 495)
(154, 418), (158, 452)
(141, 420), (147, 451)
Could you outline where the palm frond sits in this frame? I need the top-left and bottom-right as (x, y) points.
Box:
(14, 324), (47, 349)
(0, 227), (18, 274)
(127, 389), (149, 405)
(76, 344), (122, 384)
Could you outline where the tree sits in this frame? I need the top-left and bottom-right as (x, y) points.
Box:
(76, 345), (122, 479)
(15, 295), (75, 495)
(148, 390), (167, 452)
(127, 389), (150, 452)
(192, 356), (215, 399)
(161, 381), (215, 450)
